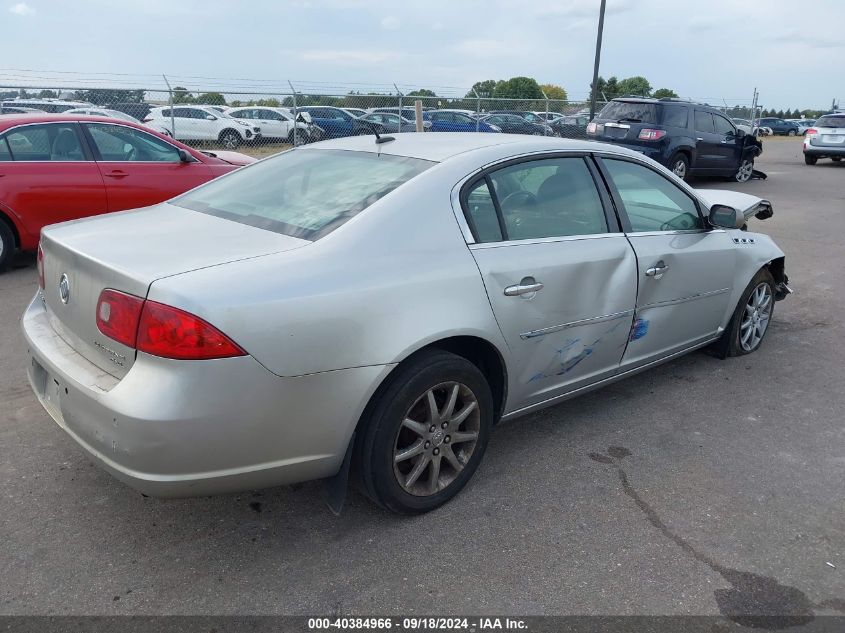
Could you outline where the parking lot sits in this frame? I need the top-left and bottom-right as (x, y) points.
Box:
(1, 137), (843, 619)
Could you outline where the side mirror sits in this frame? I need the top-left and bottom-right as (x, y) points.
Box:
(205, 114), (216, 120)
(177, 148), (194, 163)
(296, 111), (312, 124)
(422, 121), (433, 130)
(708, 204), (743, 229)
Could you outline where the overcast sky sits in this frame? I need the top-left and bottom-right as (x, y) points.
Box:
(2, 0), (842, 109)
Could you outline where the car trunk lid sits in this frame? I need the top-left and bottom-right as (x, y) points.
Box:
(39, 203), (308, 378)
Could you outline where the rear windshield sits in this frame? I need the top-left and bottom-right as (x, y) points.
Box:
(816, 116), (845, 129)
(173, 149), (434, 240)
(597, 101), (660, 124)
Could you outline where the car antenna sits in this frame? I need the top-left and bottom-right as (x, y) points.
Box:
(363, 121), (395, 144)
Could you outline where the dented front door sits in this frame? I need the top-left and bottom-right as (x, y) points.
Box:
(471, 235), (638, 408)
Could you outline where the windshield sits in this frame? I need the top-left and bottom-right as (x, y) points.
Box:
(597, 101), (660, 124)
(173, 149), (434, 240)
(816, 116), (845, 129)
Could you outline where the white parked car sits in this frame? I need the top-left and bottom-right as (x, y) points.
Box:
(144, 105), (261, 149)
(64, 107), (141, 123)
(0, 98), (93, 113)
(226, 106), (312, 144)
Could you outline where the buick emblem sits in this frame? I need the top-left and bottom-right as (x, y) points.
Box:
(58, 273), (70, 305)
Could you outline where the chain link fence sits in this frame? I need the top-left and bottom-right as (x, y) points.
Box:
(0, 84), (607, 157)
(1, 81), (765, 157)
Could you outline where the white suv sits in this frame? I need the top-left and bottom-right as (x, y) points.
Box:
(225, 106), (312, 143)
(144, 105), (261, 148)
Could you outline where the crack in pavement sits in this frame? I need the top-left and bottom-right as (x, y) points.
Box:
(589, 447), (844, 630)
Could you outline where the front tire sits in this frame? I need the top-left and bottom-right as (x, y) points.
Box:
(832, 157), (842, 162)
(355, 350), (493, 514)
(804, 154), (817, 165)
(787, 129), (797, 136)
(735, 158), (754, 182)
(218, 129), (241, 150)
(712, 268), (775, 358)
(0, 220), (14, 272)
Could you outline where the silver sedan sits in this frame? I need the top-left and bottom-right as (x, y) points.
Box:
(23, 133), (790, 514)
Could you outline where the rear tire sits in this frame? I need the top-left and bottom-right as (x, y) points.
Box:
(804, 154), (817, 165)
(0, 220), (14, 272)
(218, 129), (241, 150)
(832, 157), (842, 162)
(669, 153), (690, 181)
(712, 268), (775, 358)
(355, 350), (493, 514)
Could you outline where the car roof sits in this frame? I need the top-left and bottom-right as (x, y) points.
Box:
(0, 112), (160, 131)
(299, 132), (644, 163)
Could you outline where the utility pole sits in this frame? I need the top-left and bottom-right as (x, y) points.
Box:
(589, 0), (607, 120)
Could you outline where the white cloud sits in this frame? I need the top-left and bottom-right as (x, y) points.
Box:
(380, 15), (400, 30)
(8, 2), (35, 15)
(299, 49), (400, 64)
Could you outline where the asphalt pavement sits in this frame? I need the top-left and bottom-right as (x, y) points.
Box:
(0, 137), (843, 620)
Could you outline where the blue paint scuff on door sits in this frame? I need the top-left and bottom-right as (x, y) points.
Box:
(528, 321), (624, 383)
(629, 318), (649, 341)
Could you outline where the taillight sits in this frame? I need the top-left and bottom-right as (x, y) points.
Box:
(806, 128), (818, 136)
(638, 128), (667, 141)
(586, 122), (597, 134)
(95, 289), (245, 360)
(36, 243), (45, 289)
(137, 301), (245, 360)
(96, 289), (144, 348)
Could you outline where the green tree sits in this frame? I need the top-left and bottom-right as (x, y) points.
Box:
(73, 89), (146, 106)
(172, 86), (193, 104)
(407, 89), (436, 97)
(652, 88), (678, 99)
(591, 76), (620, 102)
(466, 79), (500, 98)
(255, 98), (280, 107)
(617, 76), (652, 97)
(776, 109), (784, 118)
(195, 92), (227, 105)
(540, 83), (567, 101)
(493, 76), (544, 100)
(37, 89), (58, 99)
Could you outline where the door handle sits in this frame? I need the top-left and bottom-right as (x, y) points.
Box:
(504, 278), (544, 296)
(696, 137), (704, 142)
(645, 261), (669, 279)
(104, 170), (128, 179)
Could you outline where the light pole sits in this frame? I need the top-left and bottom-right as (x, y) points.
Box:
(589, 0), (607, 120)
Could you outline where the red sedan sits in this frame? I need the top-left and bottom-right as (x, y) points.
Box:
(0, 113), (255, 270)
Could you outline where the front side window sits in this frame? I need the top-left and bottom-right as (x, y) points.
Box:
(86, 123), (181, 162)
(0, 137), (11, 161)
(603, 159), (702, 232)
(473, 157), (608, 241)
(713, 115), (736, 136)
(173, 149), (433, 240)
(4, 124), (85, 161)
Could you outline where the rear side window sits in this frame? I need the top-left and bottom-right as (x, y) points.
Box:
(816, 116), (845, 129)
(661, 106), (688, 128)
(4, 124), (85, 161)
(173, 149), (434, 240)
(694, 111), (715, 133)
(597, 101), (659, 124)
(464, 180), (503, 243)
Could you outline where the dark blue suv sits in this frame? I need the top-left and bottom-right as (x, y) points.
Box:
(587, 98), (762, 182)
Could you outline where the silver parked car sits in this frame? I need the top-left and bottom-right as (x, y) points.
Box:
(23, 134), (790, 514)
(803, 114), (845, 164)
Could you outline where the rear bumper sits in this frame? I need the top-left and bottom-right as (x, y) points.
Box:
(21, 293), (392, 497)
(803, 145), (845, 157)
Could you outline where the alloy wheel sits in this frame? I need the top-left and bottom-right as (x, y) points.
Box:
(735, 159), (754, 182)
(672, 160), (687, 179)
(740, 282), (772, 352)
(393, 381), (480, 496)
